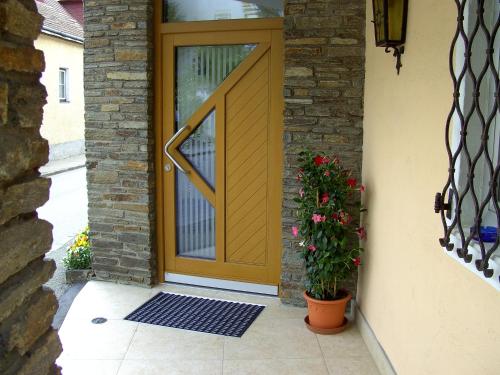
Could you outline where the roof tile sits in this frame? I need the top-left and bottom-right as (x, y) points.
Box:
(35, 0), (83, 42)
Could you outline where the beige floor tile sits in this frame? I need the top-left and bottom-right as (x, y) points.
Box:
(214, 290), (307, 320)
(317, 325), (370, 354)
(125, 323), (224, 361)
(323, 355), (380, 375)
(65, 280), (152, 321)
(58, 319), (138, 360)
(214, 290), (280, 305)
(224, 318), (323, 360)
(118, 359), (223, 375)
(57, 359), (122, 375)
(223, 359), (329, 375)
(257, 302), (307, 320)
(318, 326), (380, 375)
(56, 282), (379, 375)
(151, 283), (223, 299)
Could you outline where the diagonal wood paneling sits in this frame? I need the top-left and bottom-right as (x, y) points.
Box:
(225, 51), (270, 265)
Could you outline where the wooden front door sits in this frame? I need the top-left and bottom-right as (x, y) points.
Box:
(158, 20), (283, 287)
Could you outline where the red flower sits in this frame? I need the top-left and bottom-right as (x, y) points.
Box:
(292, 226), (299, 238)
(314, 155), (330, 166)
(313, 155), (324, 166)
(347, 178), (357, 188)
(308, 244), (317, 252)
(353, 257), (361, 267)
(360, 184), (366, 193)
(324, 170), (330, 177)
(321, 192), (329, 204)
(331, 213), (339, 221)
(356, 227), (367, 240)
(312, 214), (327, 223)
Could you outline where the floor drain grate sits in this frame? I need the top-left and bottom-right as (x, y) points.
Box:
(91, 317), (107, 324)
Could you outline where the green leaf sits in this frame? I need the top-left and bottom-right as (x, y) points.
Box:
(293, 148), (366, 299)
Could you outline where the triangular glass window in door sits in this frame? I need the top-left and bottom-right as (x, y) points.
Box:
(179, 110), (216, 189)
(175, 44), (256, 127)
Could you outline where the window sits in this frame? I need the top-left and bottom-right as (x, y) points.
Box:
(436, 0), (499, 289)
(163, 0), (283, 23)
(59, 68), (68, 102)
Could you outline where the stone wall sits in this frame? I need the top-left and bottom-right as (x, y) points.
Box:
(83, 0), (364, 301)
(0, 0), (62, 373)
(84, 0), (156, 285)
(280, 0), (365, 305)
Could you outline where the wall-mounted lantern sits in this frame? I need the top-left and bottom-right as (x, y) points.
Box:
(372, 0), (409, 74)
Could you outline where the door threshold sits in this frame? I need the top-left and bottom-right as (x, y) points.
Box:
(165, 273), (278, 296)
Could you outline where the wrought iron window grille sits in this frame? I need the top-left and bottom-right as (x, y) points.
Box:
(435, 0), (499, 285)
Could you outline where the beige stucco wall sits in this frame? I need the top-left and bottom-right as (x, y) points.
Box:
(34, 33), (84, 146)
(360, 1), (500, 374)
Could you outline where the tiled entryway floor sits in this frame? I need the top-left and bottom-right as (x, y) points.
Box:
(57, 281), (380, 375)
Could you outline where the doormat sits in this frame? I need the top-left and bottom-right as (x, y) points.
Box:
(125, 292), (265, 337)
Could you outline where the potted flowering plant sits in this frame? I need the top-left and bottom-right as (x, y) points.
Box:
(292, 150), (366, 333)
(64, 226), (94, 283)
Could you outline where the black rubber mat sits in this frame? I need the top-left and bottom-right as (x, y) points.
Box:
(125, 292), (265, 337)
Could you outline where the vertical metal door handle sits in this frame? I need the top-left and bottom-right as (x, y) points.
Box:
(164, 125), (190, 174)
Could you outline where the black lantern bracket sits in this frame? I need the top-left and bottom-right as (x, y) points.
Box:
(372, 0), (409, 75)
(385, 45), (404, 75)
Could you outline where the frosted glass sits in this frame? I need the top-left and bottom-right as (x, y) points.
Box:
(176, 171), (216, 260)
(179, 111), (216, 189)
(165, 0), (283, 22)
(176, 44), (255, 127)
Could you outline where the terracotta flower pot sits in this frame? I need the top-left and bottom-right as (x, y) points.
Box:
(303, 291), (351, 330)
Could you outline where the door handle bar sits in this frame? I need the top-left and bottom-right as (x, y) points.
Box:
(164, 125), (190, 174)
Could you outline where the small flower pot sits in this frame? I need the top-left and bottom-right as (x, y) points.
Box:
(303, 291), (351, 333)
(65, 269), (93, 284)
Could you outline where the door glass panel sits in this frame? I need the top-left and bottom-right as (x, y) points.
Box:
(176, 172), (216, 260)
(179, 111), (216, 189)
(176, 44), (256, 128)
(164, 0), (283, 22)
(174, 44), (256, 261)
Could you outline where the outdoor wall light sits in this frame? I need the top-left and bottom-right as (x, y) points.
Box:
(372, 0), (409, 74)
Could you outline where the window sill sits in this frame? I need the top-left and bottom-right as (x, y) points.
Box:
(59, 99), (70, 103)
(447, 232), (500, 291)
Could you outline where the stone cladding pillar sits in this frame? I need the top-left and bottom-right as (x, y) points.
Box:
(0, 0), (62, 372)
(84, 0), (156, 285)
(280, 0), (365, 305)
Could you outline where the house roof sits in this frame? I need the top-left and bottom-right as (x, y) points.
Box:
(35, 0), (83, 43)
(59, 0), (84, 26)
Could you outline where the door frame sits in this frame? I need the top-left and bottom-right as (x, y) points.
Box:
(154, 1), (284, 285)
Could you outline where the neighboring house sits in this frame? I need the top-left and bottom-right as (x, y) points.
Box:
(58, 0), (84, 25)
(35, 0), (84, 160)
